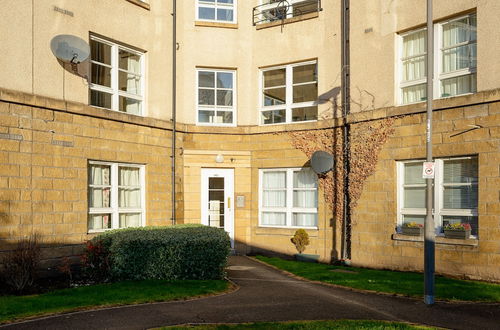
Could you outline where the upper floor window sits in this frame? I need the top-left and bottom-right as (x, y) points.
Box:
(254, 0), (321, 25)
(196, 68), (236, 126)
(88, 161), (145, 232)
(89, 36), (144, 115)
(398, 13), (477, 105)
(397, 156), (478, 237)
(196, 0), (237, 23)
(260, 61), (318, 125)
(259, 168), (318, 228)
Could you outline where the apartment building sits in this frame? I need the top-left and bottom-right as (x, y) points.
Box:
(0, 0), (499, 282)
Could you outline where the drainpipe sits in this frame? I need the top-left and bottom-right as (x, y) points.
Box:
(340, 0), (351, 261)
(171, 0), (177, 225)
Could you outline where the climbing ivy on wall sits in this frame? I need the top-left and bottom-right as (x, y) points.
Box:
(285, 117), (395, 223)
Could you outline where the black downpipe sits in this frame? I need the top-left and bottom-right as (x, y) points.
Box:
(341, 0), (351, 261)
(171, 0), (177, 225)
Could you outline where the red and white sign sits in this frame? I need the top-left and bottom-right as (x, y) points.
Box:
(422, 162), (435, 179)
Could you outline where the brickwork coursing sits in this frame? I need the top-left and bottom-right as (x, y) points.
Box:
(0, 97), (174, 269)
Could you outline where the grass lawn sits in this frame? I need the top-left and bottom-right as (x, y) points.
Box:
(0, 279), (229, 323)
(163, 320), (435, 329)
(255, 256), (500, 302)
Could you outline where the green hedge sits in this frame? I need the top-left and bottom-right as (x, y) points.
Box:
(88, 225), (231, 281)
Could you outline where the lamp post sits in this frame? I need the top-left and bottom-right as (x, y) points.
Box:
(424, 0), (435, 306)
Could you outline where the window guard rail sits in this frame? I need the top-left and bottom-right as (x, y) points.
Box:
(253, 0), (322, 26)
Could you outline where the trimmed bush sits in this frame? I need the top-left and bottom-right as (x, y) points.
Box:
(87, 225), (230, 281)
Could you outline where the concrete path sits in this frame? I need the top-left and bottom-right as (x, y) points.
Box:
(2, 256), (499, 329)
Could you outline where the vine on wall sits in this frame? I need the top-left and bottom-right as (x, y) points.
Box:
(285, 117), (395, 223)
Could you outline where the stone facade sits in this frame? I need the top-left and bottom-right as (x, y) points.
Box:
(0, 90), (174, 270)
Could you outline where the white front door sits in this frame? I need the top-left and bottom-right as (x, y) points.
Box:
(201, 168), (234, 248)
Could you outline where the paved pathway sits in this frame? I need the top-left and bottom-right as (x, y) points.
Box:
(2, 256), (499, 329)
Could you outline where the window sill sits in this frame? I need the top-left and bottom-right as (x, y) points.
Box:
(126, 0), (150, 10)
(195, 21), (238, 29)
(392, 233), (478, 246)
(255, 12), (319, 30)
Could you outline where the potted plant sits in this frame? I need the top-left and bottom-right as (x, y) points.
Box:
(443, 222), (472, 239)
(291, 229), (319, 263)
(401, 222), (424, 236)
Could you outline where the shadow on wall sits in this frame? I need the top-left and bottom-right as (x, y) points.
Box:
(318, 87), (341, 119)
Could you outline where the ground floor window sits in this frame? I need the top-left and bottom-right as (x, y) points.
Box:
(88, 161), (145, 231)
(259, 168), (318, 228)
(397, 156), (478, 236)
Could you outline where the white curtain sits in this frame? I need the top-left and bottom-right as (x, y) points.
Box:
(441, 74), (476, 98)
(403, 163), (425, 209)
(293, 169), (317, 208)
(263, 171), (286, 207)
(89, 214), (110, 230)
(119, 167), (141, 208)
(119, 213), (140, 228)
(402, 30), (426, 82)
(402, 84), (426, 104)
(262, 212), (286, 226)
(90, 165), (110, 208)
(401, 30), (427, 104)
(293, 213), (317, 227)
(442, 16), (476, 73)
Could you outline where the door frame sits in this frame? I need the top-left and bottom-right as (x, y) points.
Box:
(201, 168), (234, 247)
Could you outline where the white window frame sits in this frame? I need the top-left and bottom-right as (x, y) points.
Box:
(259, 168), (318, 229)
(396, 156), (478, 237)
(196, 68), (237, 127)
(196, 0), (237, 23)
(259, 60), (318, 125)
(88, 161), (146, 233)
(89, 35), (146, 116)
(397, 13), (477, 105)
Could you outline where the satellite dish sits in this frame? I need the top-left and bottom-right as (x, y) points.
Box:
(311, 151), (334, 175)
(50, 34), (90, 64)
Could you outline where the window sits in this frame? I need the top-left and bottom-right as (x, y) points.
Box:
(89, 36), (144, 115)
(397, 156), (478, 236)
(255, 0), (321, 25)
(88, 161), (145, 231)
(398, 13), (477, 104)
(260, 168), (318, 228)
(196, 69), (236, 125)
(196, 0), (236, 23)
(260, 61), (318, 124)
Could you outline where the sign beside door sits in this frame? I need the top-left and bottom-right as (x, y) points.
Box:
(201, 169), (234, 248)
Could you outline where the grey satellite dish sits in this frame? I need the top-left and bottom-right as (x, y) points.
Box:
(311, 151), (334, 175)
(50, 35), (90, 64)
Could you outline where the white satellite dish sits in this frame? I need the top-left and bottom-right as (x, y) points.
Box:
(50, 34), (90, 64)
(311, 151), (334, 175)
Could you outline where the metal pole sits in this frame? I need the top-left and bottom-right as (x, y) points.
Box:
(424, 0), (435, 306)
(341, 0), (351, 261)
(171, 0), (177, 225)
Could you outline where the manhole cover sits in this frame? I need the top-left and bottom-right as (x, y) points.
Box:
(227, 266), (255, 271)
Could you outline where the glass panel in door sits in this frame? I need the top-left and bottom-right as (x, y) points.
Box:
(208, 177), (225, 228)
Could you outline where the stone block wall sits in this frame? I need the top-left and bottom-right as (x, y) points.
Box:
(350, 91), (500, 282)
(0, 89), (174, 270)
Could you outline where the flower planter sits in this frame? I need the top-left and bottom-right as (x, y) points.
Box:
(444, 229), (471, 239)
(294, 253), (320, 263)
(401, 227), (423, 236)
